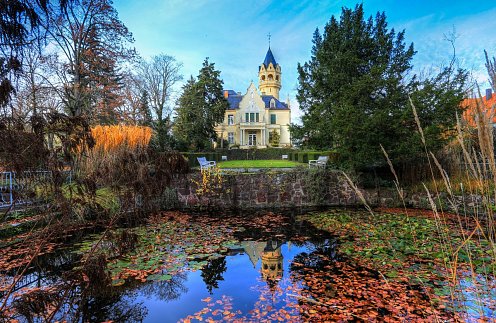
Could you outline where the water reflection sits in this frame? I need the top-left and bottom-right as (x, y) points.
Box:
(5, 218), (334, 322)
(241, 240), (284, 288)
(140, 271), (188, 302)
(200, 257), (226, 294)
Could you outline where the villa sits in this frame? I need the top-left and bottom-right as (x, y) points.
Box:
(215, 47), (291, 148)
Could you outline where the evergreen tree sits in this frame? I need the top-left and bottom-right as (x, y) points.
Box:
(293, 4), (467, 169)
(174, 58), (229, 151)
(139, 90), (153, 126)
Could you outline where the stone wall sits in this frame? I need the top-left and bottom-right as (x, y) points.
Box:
(169, 169), (491, 212)
(172, 170), (362, 209)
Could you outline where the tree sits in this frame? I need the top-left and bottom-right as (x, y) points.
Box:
(42, 0), (134, 120)
(294, 4), (467, 169)
(135, 54), (182, 150)
(174, 58), (229, 151)
(0, 0), (56, 111)
(138, 90), (153, 126)
(269, 130), (280, 147)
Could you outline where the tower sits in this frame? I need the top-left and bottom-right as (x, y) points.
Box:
(258, 47), (282, 100)
(261, 241), (283, 286)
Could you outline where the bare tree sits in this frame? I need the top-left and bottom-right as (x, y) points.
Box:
(115, 72), (144, 124)
(136, 54), (182, 124)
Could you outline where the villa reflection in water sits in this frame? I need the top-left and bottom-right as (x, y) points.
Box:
(240, 240), (285, 287)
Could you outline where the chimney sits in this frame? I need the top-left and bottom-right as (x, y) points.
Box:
(486, 88), (493, 101)
(224, 90), (229, 98)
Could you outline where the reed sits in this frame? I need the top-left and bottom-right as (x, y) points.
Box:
(90, 125), (152, 152)
(407, 93), (495, 320)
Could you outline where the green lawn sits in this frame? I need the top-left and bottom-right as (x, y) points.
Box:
(217, 160), (300, 168)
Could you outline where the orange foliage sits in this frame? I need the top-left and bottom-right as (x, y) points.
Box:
(462, 94), (496, 127)
(90, 125), (152, 152)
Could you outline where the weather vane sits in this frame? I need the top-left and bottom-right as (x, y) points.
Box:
(267, 32), (271, 47)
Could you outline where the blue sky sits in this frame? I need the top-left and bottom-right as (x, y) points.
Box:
(114, 0), (496, 122)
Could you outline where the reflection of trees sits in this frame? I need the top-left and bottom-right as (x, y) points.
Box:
(140, 271), (188, 301)
(201, 257), (227, 294)
(290, 239), (339, 272)
(13, 285), (148, 322)
(78, 292), (148, 323)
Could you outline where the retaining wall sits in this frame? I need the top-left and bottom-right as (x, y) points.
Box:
(172, 170), (362, 209)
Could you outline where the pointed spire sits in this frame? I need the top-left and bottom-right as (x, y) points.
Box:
(263, 47), (277, 68)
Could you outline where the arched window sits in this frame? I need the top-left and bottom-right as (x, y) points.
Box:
(268, 74), (273, 81)
(261, 75), (266, 81)
(270, 99), (275, 109)
(275, 75), (279, 81)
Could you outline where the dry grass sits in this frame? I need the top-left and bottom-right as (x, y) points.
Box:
(90, 125), (152, 152)
(409, 95), (495, 320)
(346, 92), (496, 320)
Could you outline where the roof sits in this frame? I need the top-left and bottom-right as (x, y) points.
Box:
(224, 90), (289, 110)
(462, 92), (496, 126)
(262, 95), (289, 110)
(262, 47), (278, 68)
(225, 90), (242, 110)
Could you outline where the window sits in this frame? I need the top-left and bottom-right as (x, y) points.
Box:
(276, 75), (279, 81)
(270, 114), (276, 124)
(268, 74), (274, 81)
(228, 132), (234, 144)
(245, 112), (259, 123)
(228, 115), (234, 125)
(261, 75), (266, 81)
(270, 99), (275, 109)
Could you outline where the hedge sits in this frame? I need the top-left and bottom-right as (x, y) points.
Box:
(214, 148), (296, 161)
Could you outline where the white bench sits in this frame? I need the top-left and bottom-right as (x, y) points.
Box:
(197, 157), (216, 170)
(221, 155), (228, 161)
(308, 156), (328, 168)
(282, 154), (288, 160)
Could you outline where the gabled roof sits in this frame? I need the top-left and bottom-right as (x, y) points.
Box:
(262, 47), (277, 68)
(261, 95), (289, 110)
(223, 89), (289, 110)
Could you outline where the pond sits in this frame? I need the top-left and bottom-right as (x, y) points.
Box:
(1, 209), (495, 322)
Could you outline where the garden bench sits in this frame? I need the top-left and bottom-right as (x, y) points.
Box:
(281, 154), (288, 160)
(221, 155), (228, 161)
(197, 157), (216, 171)
(308, 156), (328, 168)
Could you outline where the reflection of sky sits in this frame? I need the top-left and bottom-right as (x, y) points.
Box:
(133, 242), (309, 322)
(456, 275), (496, 321)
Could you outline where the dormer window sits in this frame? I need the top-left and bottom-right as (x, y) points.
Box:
(270, 99), (276, 109)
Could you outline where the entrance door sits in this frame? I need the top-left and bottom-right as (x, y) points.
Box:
(248, 133), (257, 146)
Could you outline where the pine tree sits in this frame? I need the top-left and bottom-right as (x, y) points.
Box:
(294, 4), (467, 169)
(174, 58), (229, 151)
(139, 90), (153, 126)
